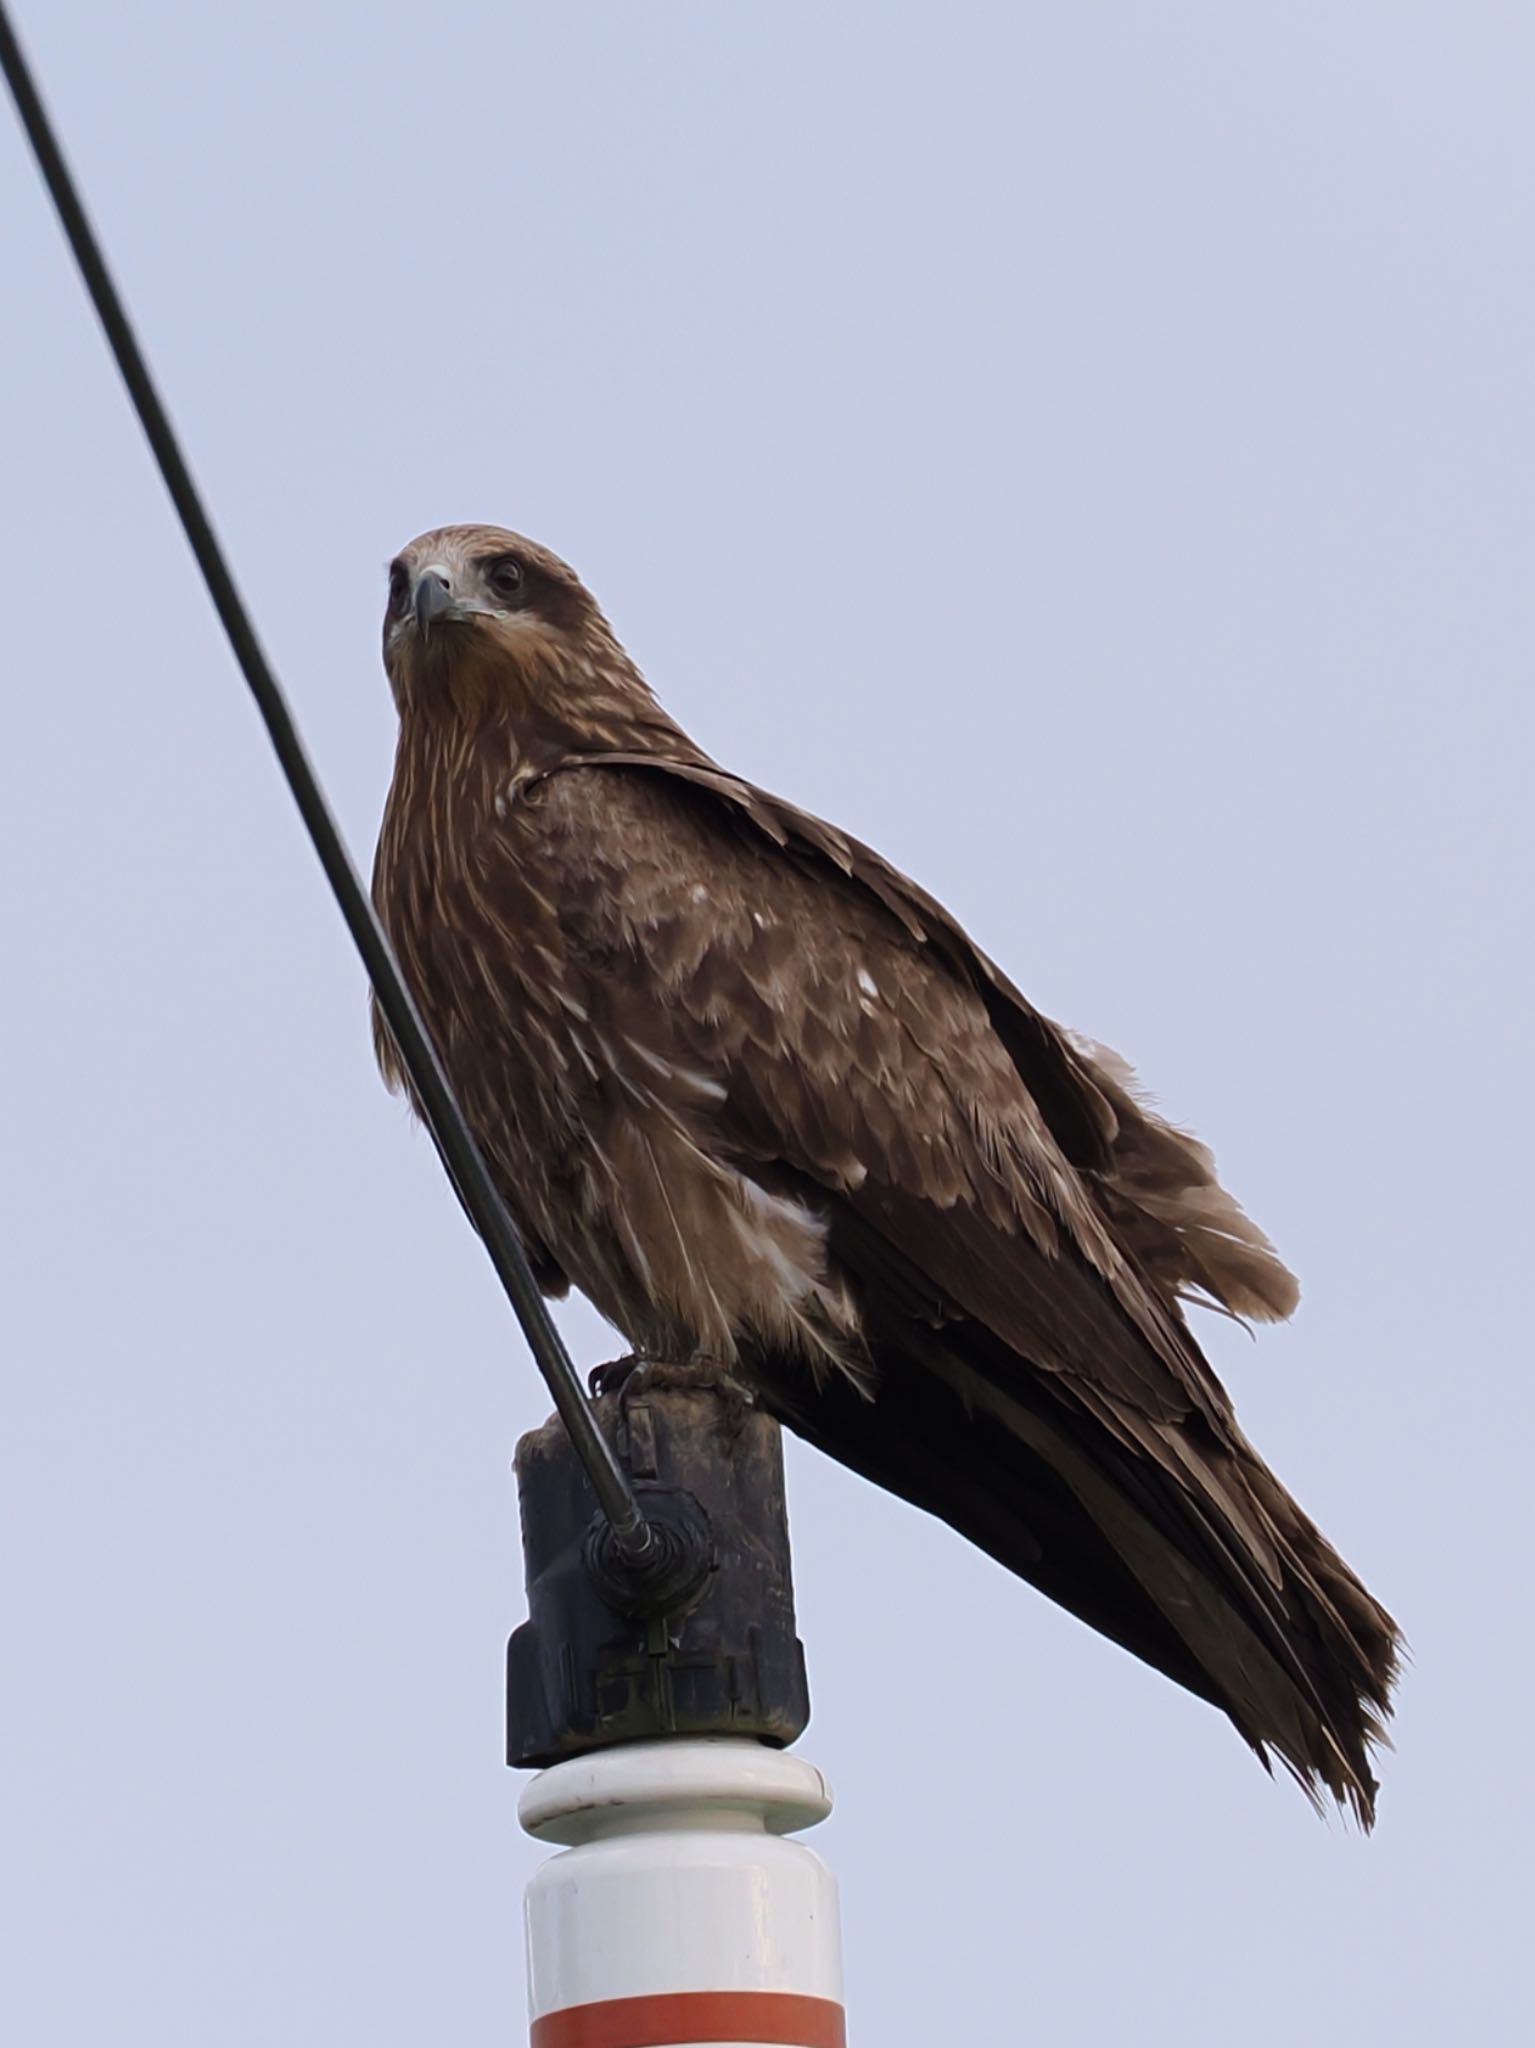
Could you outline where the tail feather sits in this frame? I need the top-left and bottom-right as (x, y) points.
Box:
(758, 1320), (1399, 1824)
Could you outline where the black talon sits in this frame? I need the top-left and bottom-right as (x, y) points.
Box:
(587, 1352), (647, 1399)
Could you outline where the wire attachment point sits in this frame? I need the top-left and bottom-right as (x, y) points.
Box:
(584, 1487), (715, 1620)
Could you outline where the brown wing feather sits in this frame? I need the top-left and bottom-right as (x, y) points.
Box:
(515, 751), (1397, 1817)
(557, 751), (1298, 1326)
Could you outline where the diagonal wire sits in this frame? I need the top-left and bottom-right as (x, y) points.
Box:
(0, 1), (652, 1560)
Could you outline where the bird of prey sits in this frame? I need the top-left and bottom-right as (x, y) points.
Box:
(372, 523), (1399, 1821)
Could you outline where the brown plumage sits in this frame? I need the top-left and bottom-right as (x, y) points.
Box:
(372, 523), (1400, 1820)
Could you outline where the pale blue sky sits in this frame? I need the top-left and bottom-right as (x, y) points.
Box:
(3, 5), (1530, 2041)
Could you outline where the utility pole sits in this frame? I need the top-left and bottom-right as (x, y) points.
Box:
(508, 1385), (847, 2047)
(0, 26), (847, 2041)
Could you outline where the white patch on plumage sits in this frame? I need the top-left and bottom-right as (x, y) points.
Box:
(623, 1035), (728, 1103)
(731, 1178), (820, 1298)
(725, 1175), (868, 1386)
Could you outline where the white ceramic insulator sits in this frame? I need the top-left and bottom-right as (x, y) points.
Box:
(518, 1737), (844, 2048)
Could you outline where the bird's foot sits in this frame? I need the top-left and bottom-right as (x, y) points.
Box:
(587, 1352), (754, 1433)
(588, 1352), (651, 1399)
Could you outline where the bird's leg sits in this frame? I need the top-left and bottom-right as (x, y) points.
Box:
(632, 1352), (756, 1436)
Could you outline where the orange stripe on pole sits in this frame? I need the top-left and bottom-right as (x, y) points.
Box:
(530, 1988), (847, 2048)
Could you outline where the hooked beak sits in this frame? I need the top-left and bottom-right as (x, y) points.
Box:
(414, 567), (455, 637)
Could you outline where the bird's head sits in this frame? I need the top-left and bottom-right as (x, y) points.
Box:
(381, 524), (638, 732)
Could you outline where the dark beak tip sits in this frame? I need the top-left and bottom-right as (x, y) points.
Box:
(414, 571), (454, 634)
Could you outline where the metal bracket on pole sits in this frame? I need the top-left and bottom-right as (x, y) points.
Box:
(508, 1386), (809, 1763)
(508, 1386), (847, 2047)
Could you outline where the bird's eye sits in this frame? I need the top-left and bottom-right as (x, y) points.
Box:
(484, 554), (525, 602)
(387, 561), (410, 613)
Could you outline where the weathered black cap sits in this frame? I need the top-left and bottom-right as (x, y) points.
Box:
(507, 1383), (810, 1768)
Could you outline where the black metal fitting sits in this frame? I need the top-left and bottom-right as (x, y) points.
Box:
(582, 1484), (715, 1619)
(507, 1383), (810, 1769)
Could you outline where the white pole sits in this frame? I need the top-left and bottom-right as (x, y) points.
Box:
(519, 1736), (845, 2048)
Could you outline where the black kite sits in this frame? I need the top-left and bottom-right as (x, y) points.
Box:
(372, 524), (1399, 1820)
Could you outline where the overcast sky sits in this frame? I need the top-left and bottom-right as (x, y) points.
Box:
(3, 4), (1530, 2042)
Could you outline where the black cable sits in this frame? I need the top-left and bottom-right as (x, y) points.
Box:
(0, 2), (652, 1561)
